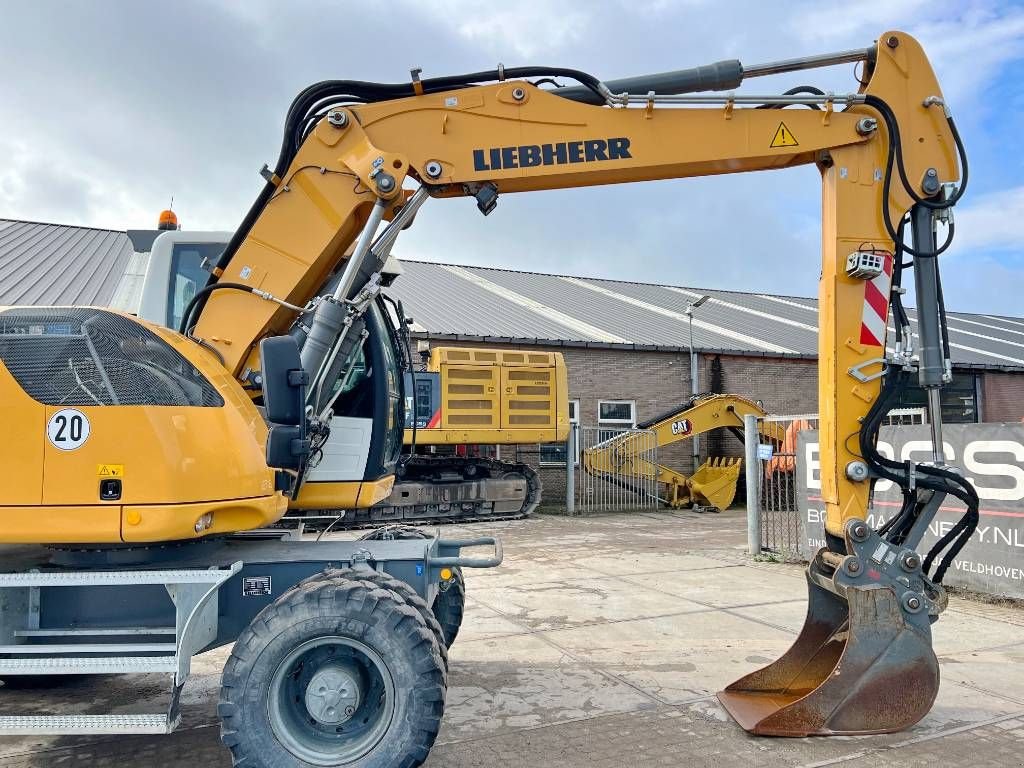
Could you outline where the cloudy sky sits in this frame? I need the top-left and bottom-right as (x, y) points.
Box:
(1, 0), (1021, 313)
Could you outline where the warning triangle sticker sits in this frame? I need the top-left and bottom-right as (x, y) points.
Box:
(770, 122), (799, 148)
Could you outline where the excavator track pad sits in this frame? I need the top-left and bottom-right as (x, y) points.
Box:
(719, 518), (945, 736)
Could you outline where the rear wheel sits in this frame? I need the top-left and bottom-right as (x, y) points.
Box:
(434, 568), (465, 648)
(358, 526), (467, 648)
(219, 575), (446, 767)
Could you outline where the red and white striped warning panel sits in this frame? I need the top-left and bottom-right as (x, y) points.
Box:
(860, 251), (893, 347)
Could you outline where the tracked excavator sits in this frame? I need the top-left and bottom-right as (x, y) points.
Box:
(0, 30), (972, 766)
(137, 231), (568, 526)
(583, 393), (786, 510)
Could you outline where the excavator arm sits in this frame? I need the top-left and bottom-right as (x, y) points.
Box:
(582, 393), (784, 509)
(178, 31), (971, 736)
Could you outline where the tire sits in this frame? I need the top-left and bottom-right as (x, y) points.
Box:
(357, 527), (466, 649)
(434, 568), (465, 648)
(219, 577), (446, 768)
(296, 568), (449, 673)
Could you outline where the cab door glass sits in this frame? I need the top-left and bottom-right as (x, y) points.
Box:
(167, 243), (224, 329)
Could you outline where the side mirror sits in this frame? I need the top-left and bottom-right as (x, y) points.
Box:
(259, 336), (310, 473)
(260, 336), (306, 426)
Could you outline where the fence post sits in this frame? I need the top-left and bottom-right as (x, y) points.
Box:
(744, 413), (761, 556)
(565, 425), (575, 515)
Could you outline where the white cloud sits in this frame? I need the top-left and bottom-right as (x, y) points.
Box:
(949, 185), (1024, 254)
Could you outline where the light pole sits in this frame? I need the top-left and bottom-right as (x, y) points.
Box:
(685, 295), (711, 466)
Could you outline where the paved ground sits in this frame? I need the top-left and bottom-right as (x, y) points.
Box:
(2, 510), (1024, 767)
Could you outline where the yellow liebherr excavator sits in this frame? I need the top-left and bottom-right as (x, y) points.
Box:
(583, 394), (785, 510)
(0, 30), (973, 765)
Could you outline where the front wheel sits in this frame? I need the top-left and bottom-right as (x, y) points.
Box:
(219, 576), (446, 767)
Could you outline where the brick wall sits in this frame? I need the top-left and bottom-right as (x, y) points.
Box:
(420, 338), (821, 509)
(981, 371), (1024, 423)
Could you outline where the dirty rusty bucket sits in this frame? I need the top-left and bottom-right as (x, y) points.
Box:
(687, 457), (742, 510)
(718, 519), (945, 736)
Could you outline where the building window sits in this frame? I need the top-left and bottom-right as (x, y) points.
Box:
(598, 400), (636, 426)
(540, 400), (579, 465)
(598, 399), (636, 442)
(893, 372), (979, 424)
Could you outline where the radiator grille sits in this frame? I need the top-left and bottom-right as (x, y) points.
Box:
(0, 308), (224, 407)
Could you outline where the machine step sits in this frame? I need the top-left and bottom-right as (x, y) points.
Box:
(14, 627), (177, 638)
(0, 643), (177, 655)
(0, 714), (175, 735)
(0, 567), (238, 587)
(0, 656), (177, 675)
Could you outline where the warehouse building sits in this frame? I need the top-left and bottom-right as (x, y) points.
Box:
(3, 217), (1024, 490)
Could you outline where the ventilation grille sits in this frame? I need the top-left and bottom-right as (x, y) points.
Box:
(0, 308), (224, 407)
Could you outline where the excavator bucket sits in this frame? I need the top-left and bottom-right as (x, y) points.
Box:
(687, 457), (742, 510)
(718, 520), (944, 736)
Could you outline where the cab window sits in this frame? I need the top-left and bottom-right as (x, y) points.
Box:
(167, 243), (224, 329)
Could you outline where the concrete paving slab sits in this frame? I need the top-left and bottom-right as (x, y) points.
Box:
(454, 599), (529, 642)
(540, 609), (796, 702)
(469, 575), (710, 630)
(441, 662), (657, 739)
(939, 645), (1024, 706)
(569, 551), (738, 576)
(623, 561), (807, 608)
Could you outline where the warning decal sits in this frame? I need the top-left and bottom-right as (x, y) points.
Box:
(770, 122), (799, 148)
(97, 464), (124, 478)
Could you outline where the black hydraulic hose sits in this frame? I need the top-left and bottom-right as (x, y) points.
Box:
(755, 85), (825, 109)
(194, 66), (610, 327)
(177, 282), (255, 335)
(863, 95), (968, 258)
(857, 365), (979, 581)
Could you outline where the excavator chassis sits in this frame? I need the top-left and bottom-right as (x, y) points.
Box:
(719, 518), (945, 736)
(0, 531), (501, 742)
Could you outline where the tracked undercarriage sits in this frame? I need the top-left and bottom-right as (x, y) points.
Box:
(292, 455), (542, 529)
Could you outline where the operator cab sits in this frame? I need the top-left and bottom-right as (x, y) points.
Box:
(135, 231), (406, 493)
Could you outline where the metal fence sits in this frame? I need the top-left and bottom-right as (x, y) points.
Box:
(750, 408), (927, 561)
(757, 414), (817, 561)
(568, 425), (660, 515)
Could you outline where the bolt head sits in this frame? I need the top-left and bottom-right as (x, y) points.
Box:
(512, 87), (526, 101)
(903, 593), (923, 612)
(327, 110), (348, 127)
(376, 174), (395, 192)
(901, 553), (921, 571)
(849, 521), (870, 542)
(886, 35), (900, 48)
(845, 558), (862, 575)
(855, 117), (878, 136)
(425, 160), (443, 179)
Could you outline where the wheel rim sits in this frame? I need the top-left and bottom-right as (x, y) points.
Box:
(268, 636), (396, 765)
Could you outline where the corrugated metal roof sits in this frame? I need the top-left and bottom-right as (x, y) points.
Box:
(388, 260), (1024, 371)
(0, 219), (133, 306)
(2, 218), (1023, 372)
